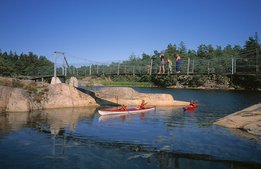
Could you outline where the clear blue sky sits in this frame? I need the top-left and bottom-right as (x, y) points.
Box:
(1, 0), (261, 65)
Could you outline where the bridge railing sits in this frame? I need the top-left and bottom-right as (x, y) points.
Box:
(75, 56), (259, 76)
(32, 55), (258, 78)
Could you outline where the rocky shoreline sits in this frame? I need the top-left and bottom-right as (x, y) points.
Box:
(0, 77), (188, 112)
(0, 83), (97, 112)
(214, 103), (261, 137)
(1, 77), (260, 137)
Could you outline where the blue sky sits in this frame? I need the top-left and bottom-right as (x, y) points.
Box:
(1, 0), (261, 65)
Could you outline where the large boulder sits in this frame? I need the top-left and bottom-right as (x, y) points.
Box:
(0, 85), (40, 112)
(214, 103), (261, 136)
(95, 87), (188, 106)
(0, 83), (98, 112)
(42, 83), (97, 109)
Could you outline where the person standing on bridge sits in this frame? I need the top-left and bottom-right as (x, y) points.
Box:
(158, 53), (165, 74)
(176, 54), (181, 73)
(167, 58), (172, 74)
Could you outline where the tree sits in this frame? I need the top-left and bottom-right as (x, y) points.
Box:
(223, 45), (233, 57)
(141, 53), (151, 64)
(187, 50), (197, 58)
(178, 41), (186, 55)
(243, 36), (260, 58)
(214, 45), (222, 57)
(197, 44), (208, 58)
(164, 43), (176, 60)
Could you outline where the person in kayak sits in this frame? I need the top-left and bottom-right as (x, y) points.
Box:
(139, 100), (147, 109)
(120, 104), (127, 111)
(189, 100), (196, 106)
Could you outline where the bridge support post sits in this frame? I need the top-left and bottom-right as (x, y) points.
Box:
(62, 56), (65, 76)
(231, 57), (234, 74)
(187, 57), (190, 75)
(256, 48), (260, 75)
(192, 59), (195, 74)
(89, 65), (92, 75)
(149, 59), (153, 75)
(207, 61), (210, 75)
(117, 63), (120, 75)
(54, 52), (58, 83)
(51, 77), (62, 85)
(69, 77), (78, 87)
(234, 58), (237, 74)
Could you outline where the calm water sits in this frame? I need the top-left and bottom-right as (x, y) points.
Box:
(0, 88), (260, 169)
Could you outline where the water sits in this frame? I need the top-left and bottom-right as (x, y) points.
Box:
(0, 88), (260, 169)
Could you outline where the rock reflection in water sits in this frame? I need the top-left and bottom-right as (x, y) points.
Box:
(0, 106), (97, 134)
(31, 107), (97, 134)
(0, 112), (29, 132)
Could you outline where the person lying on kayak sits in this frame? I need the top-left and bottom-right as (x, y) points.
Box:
(139, 100), (147, 109)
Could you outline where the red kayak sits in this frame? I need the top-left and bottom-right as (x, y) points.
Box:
(183, 104), (199, 111)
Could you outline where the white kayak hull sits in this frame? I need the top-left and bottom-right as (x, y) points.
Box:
(98, 107), (155, 116)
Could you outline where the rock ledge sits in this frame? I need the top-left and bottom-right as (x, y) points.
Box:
(214, 103), (261, 136)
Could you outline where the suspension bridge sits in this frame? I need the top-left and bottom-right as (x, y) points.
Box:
(29, 51), (260, 83)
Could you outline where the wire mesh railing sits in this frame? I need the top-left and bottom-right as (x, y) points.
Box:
(33, 55), (259, 78)
(67, 56), (260, 76)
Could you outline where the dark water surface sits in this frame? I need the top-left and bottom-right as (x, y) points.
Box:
(0, 88), (260, 169)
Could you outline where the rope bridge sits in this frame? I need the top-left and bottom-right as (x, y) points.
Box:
(29, 52), (260, 81)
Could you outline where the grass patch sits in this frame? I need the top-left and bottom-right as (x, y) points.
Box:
(101, 81), (153, 87)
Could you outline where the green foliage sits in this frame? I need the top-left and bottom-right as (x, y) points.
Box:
(101, 81), (152, 87)
(178, 41), (187, 55)
(0, 51), (53, 77)
(189, 75), (208, 87)
(151, 75), (177, 87)
(164, 43), (177, 60)
(139, 75), (151, 82)
(177, 75), (208, 87)
(231, 75), (261, 90)
(214, 75), (230, 85)
(111, 75), (140, 82)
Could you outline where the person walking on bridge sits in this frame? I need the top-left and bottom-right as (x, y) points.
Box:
(176, 54), (181, 73)
(158, 53), (165, 74)
(167, 58), (172, 74)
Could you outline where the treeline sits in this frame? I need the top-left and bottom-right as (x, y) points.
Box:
(0, 51), (53, 76)
(119, 35), (260, 69)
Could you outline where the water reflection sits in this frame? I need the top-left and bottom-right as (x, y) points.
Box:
(0, 103), (260, 169)
(41, 133), (261, 169)
(0, 112), (29, 133)
(0, 107), (97, 134)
